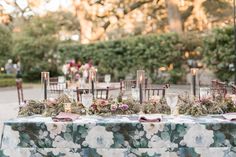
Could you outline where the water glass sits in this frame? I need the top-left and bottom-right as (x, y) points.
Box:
(104, 74), (111, 86)
(81, 93), (93, 115)
(199, 87), (211, 99)
(165, 93), (179, 115)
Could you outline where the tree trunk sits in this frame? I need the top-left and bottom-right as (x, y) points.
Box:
(165, 0), (183, 33)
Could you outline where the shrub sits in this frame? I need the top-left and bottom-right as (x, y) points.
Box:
(58, 33), (189, 83)
(203, 26), (234, 82)
(0, 78), (16, 87)
(0, 73), (15, 79)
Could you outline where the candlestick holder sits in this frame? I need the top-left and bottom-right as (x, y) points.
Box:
(137, 70), (145, 104)
(89, 69), (97, 99)
(41, 72), (49, 100)
(190, 68), (197, 97)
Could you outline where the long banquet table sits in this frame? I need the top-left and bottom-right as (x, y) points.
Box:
(0, 114), (236, 157)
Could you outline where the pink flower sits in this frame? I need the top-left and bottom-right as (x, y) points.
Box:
(110, 104), (117, 112)
(119, 104), (129, 111)
(75, 74), (80, 79)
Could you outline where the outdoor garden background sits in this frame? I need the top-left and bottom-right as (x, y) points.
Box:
(0, 0), (235, 85)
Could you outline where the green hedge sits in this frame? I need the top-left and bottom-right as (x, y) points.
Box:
(203, 26), (234, 81)
(59, 33), (192, 83)
(0, 73), (15, 79)
(0, 78), (16, 87)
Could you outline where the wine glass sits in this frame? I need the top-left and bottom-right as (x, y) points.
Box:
(81, 93), (93, 115)
(199, 87), (211, 100)
(165, 93), (179, 115)
(104, 74), (111, 86)
(131, 87), (139, 101)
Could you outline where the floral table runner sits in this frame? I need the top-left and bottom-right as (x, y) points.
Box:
(1, 114), (236, 157)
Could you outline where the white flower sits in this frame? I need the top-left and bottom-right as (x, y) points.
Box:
(195, 148), (226, 157)
(182, 124), (214, 147)
(97, 149), (126, 157)
(1, 125), (20, 149)
(46, 123), (67, 138)
(3, 148), (31, 157)
(148, 135), (177, 148)
(52, 135), (80, 148)
(142, 123), (164, 139)
(38, 130), (48, 139)
(85, 126), (114, 148)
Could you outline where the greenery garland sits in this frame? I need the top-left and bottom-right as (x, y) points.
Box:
(18, 94), (236, 117)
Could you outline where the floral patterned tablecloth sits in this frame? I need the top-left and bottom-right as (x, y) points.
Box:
(0, 114), (236, 157)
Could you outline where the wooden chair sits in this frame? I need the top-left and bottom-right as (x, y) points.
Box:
(16, 79), (24, 105)
(231, 84), (236, 94)
(75, 87), (109, 101)
(144, 84), (170, 100)
(120, 78), (148, 92)
(48, 77), (67, 96)
(95, 87), (109, 99)
(75, 87), (90, 101)
(211, 80), (227, 98)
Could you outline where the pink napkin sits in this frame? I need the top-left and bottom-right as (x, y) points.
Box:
(52, 112), (80, 122)
(222, 113), (236, 121)
(139, 115), (162, 122)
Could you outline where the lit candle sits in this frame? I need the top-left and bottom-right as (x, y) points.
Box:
(89, 70), (96, 99)
(139, 75), (143, 104)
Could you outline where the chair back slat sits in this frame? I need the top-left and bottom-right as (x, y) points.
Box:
(48, 77), (67, 96)
(75, 87), (109, 101)
(144, 84), (170, 101)
(145, 88), (165, 101)
(75, 87), (90, 101)
(120, 78), (148, 92)
(95, 87), (109, 99)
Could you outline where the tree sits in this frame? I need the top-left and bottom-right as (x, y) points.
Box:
(13, 15), (58, 80)
(203, 26), (234, 81)
(0, 24), (12, 67)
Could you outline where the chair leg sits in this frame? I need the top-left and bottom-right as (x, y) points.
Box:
(17, 88), (20, 105)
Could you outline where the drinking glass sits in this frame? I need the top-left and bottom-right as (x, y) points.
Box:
(81, 93), (93, 115)
(165, 93), (179, 115)
(199, 87), (211, 99)
(104, 74), (111, 86)
(64, 89), (75, 101)
(131, 87), (139, 101)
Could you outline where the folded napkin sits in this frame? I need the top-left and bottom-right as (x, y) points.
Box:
(222, 113), (236, 121)
(139, 115), (162, 122)
(52, 112), (80, 122)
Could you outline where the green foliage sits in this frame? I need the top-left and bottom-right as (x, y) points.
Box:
(0, 78), (15, 87)
(13, 14), (61, 81)
(203, 0), (232, 18)
(59, 33), (187, 83)
(0, 73), (15, 78)
(0, 25), (13, 67)
(203, 26), (235, 81)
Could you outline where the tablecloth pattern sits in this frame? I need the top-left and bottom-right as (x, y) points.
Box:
(1, 114), (236, 157)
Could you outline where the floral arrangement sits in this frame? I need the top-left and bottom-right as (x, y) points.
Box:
(62, 59), (95, 82)
(89, 98), (140, 116)
(18, 93), (236, 117)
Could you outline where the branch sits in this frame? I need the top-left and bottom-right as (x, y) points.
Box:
(181, 5), (194, 22)
(92, 0), (160, 41)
